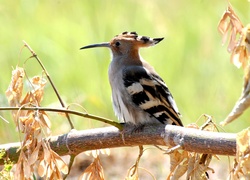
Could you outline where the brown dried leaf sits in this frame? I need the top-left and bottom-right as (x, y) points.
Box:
(79, 156), (105, 180)
(178, 119), (214, 179)
(20, 76), (47, 105)
(187, 154), (212, 180)
(221, 95), (250, 126)
(231, 46), (247, 68)
(167, 150), (188, 180)
(238, 128), (250, 152)
(40, 112), (51, 129)
(22, 157), (32, 179)
(186, 155), (195, 179)
(233, 128), (250, 178)
(194, 121), (214, 178)
(99, 148), (110, 156)
(171, 159), (188, 180)
(218, 4), (244, 50)
(45, 163), (53, 180)
(90, 150), (99, 159)
(85, 149), (110, 158)
(28, 142), (42, 166)
(14, 151), (26, 179)
(9, 49), (55, 180)
(41, 141), (52, 164)
(51, 151), (68, 175)
(5, 67), (25, 107)
(20, 92), (32, 105)
(230, 25), (250, 69)
(5, 67), (25, 122)
(38, 159), (47, 177)
(30, 76), (47, 104)
(221, 65), (250, 126)
(51, 163), (62, 180)
(218, 4), (248, 68)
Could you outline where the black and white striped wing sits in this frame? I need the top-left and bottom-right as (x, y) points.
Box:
(123, 66), (183, 126)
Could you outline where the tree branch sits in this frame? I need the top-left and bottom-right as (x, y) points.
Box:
(0, 124), (236, 165)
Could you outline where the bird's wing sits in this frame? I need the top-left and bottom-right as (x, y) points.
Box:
(123, 66), (183, 126)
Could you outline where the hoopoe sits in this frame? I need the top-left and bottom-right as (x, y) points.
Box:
(80, 32), (183, 127)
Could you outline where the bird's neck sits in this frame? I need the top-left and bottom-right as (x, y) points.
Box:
(121, 49), (143, 66)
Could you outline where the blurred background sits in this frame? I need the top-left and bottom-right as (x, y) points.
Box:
(0, 0), (250, 179)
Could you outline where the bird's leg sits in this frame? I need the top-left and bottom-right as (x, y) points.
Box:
(117, 123), (125, 145)
(131, 124), (145, 133)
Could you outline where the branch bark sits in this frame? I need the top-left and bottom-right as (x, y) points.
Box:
(0, 124), (236, 165)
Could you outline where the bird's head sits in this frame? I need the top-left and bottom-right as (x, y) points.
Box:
(80, 32), (164, 56)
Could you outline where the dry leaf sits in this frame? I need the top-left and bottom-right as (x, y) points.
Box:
(14, 151), (34, 179)
(230, 25), (250, 69)
(99, 148), (110, 156)
(6, 46), (67, 180)
(23, 158), (31, 179)
(5, 67), (25, 107)
(79, 155), (105, 180)
(28, 142), (42, 165)
(167, 119), (215, 179)
(187, 120), (215, 179)
(52, 151), (69, 175)
(85, 149), (110, 158)
(5, 67), (25, 122)
(237, 128), (250, 153)
(221, 64), (250, 126)
(187, 153), (212, 180)
(221, 93), (250, 126)
(233, 128), (250, 178)
(218, 4), (244, 52)
(186, 155), (195, 179)
(40, 112), (51, 129)
(30, 76), (47, 104)
(20, 76), (47, 106)
(38, 159), (47, 177)
(217, 4), (250, 69)
(167, 150), (188, 180)
(37, 141), (68, 179)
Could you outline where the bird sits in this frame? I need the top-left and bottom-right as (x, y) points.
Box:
(80, 31), (183, 127)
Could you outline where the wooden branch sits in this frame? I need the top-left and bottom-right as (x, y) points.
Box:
(0, 124), (236, 165)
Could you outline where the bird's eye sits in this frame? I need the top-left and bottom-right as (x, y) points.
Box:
(115, 41), (121, 47)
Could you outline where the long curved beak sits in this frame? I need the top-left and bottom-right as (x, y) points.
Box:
(80, 42), (110, 50)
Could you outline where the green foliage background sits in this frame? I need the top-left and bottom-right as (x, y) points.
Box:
(0, 0), (250, 144)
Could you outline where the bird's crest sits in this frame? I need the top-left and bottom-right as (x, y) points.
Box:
(80, 31), (164, 50)
(112, 31), (164, 47)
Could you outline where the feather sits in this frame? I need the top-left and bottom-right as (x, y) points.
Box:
(123, 66), (183, 126)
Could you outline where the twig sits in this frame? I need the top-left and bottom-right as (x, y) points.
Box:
(0, 115), (9, 123)
(22, 41), (74, 129)
(130, 145), (144, 176)
(0, 106), (122, 130)
(63, 154), (76, 180)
